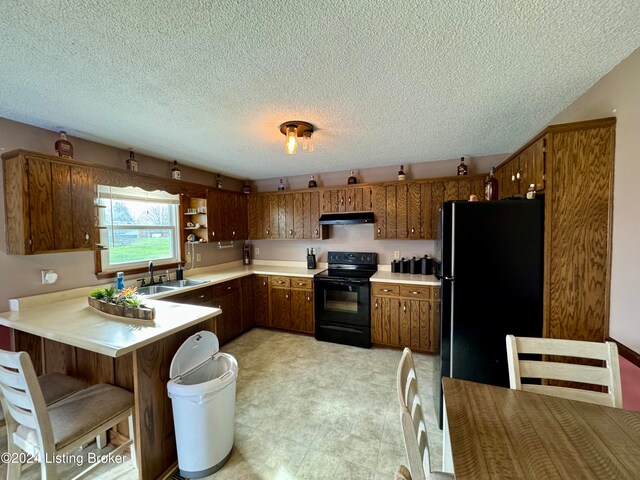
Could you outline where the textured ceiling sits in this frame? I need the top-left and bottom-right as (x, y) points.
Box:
(1, 1), (639, 179)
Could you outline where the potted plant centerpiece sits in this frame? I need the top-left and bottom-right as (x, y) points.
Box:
(88, 286), (155, 320)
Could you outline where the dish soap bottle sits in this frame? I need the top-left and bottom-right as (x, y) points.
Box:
(116, 272), (125, 290)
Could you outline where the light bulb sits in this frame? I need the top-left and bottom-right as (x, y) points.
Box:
(303, 131), (313, 152)
(286, 125), (298, 155)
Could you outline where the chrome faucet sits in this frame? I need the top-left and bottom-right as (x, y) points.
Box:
(148, 261), (156, 285)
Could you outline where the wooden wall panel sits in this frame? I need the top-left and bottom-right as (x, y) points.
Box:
(42, 339), (77, 375)
(546, 126), (614, 343)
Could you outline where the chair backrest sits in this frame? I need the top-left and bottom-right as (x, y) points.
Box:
(505, 335), (622, 408)
(395, 464), (413, 480)
(397, 347), (430, 480)
(0, 350), (54, 454)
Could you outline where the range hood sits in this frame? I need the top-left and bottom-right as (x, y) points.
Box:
(318, 212), (375, 225)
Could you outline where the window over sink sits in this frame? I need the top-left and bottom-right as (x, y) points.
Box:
(97, 186), (180, 272)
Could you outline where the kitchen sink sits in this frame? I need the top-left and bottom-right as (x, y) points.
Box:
(163, 279), (210, 288)
(137, 285), (178, 295)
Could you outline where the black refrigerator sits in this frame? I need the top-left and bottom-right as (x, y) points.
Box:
(436, 198), (544, 428)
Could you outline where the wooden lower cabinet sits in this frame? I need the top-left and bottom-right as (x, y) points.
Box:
(254, 275), (271, 327)
(371, 282), (440, 353)
(269, 276), (314, 334)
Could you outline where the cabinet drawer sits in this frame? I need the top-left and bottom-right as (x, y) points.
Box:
(399, 285), (431, 299)
(372, 283), (400, 296)
(213, 279), (240, 297)
(271, 276), (291, 288)
(291, 277), (312, 289)
(169, 286), (213, 305)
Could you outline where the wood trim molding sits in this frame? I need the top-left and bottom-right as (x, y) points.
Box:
(608, 337), (640, 368)
(495, 117), (617, 171)
(95, 261), (184, 280)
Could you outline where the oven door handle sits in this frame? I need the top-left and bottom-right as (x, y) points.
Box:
(316, 279), (368, 287)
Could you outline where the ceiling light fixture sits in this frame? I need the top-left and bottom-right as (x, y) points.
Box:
(279, 121), (314, 155)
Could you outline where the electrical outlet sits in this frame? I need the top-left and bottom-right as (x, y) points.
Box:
(196, 253), (202, 262)
(255, 248), (260, 255)
(394, 250), (400, 260)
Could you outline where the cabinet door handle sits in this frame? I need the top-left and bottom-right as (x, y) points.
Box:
(374, 301), (378, 308)
(289, 229), (293, 235)
(211, 230), (216, 237)
(403, 303), (407, 312)
(266, 229), (270, 235)
(297, 282), (305, 286)
(340, 197), (344, 205)
(232, 230), (236, 236)
(411, 226), (415, 234)
(411, 291), (420, 295)
(348, 197), (352, 204)
(377, 227), (381, 235)
(84, 232), (90, 243)
(382, 288), (391, 292)
(262, 281), (267, 286)
(199, 294), (206, 299)
(277, 280), (285, 285)
(315, 228), (319, 235)
(285, 293), (289, 299)
(307, 294), (311, 302)
(227, 286), (232, 290)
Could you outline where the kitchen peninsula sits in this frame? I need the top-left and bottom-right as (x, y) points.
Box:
(0, 290), (221, 480)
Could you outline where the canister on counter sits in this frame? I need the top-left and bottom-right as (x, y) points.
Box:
(420, 255), (433, 275)
(409, 257), (419, 274)
(398, 258), (407, 273)
(391, 259), (400, 273)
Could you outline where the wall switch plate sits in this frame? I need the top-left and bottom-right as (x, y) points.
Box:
(196, 253), (202, 262)
(394, 251), (401, 259)
(255, 248), (260, 255)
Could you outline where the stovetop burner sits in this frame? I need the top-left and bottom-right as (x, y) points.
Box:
(316, 251), (378, 280)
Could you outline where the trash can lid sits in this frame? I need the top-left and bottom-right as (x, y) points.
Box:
(169, 330), (219, 379)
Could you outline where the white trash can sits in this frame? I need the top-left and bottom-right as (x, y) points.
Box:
(167, 331), (238, 478)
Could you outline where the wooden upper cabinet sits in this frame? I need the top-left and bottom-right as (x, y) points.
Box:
(247, 191), (325, 240)
(497, 136), (546, 198)
(3, 152), (96, 254)
(207, 189), (248, 241)
(321, 186), (372, 214)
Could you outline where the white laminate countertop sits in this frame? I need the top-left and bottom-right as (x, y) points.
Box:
(370, 271), (440, 286)
(0, 298), (220, 358)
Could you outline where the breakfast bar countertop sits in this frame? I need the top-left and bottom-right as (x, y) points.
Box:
(0, 297), (221, 358)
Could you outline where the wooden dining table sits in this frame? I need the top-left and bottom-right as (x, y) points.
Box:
(442, 377), (640, 479)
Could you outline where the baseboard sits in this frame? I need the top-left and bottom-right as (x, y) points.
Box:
(608, 336), (640, 368)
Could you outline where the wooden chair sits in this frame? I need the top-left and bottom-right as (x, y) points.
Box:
(395, 464), (412, 479)
(506, 335), (622, 408)
(0, 350), (136, 479)
(397, 348), (453, 480)
(1, 372), (88, 427)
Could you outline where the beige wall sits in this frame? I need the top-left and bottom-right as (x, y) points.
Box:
(0, 118), (243, 315)
(551, 47), (640, 352)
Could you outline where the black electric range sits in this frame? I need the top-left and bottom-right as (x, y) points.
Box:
(314, 252), (377, 348)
